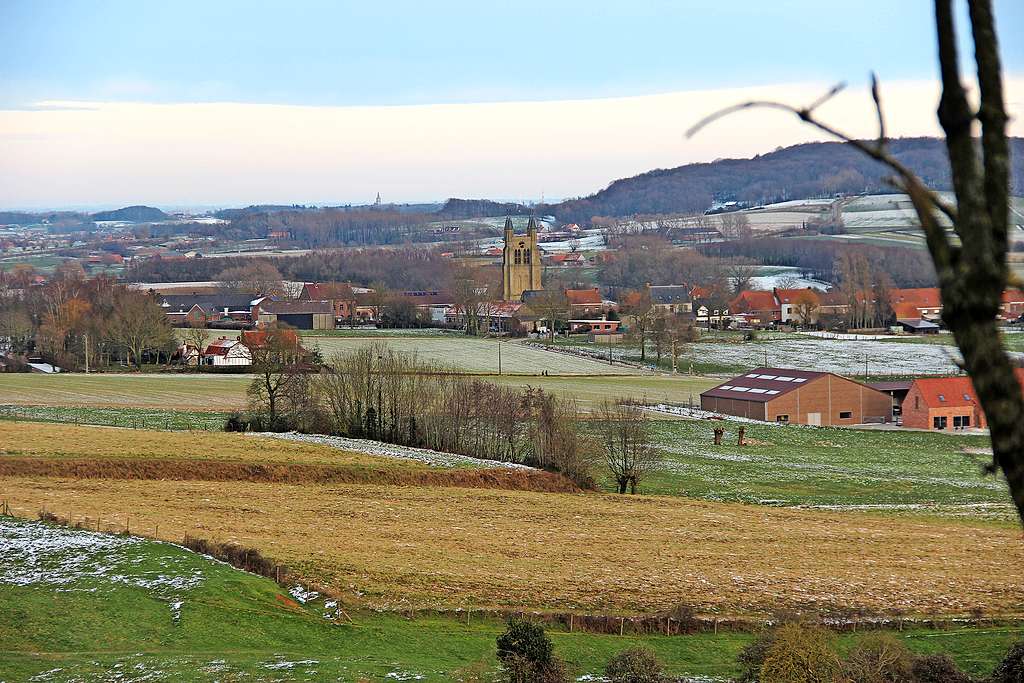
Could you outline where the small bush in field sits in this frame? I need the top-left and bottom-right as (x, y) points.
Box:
(910, 653), (973, 683)
(841, 633), (914, 683)
(605, 646), (665, 683)
(495, 620), (568, 683)
(991, 641), (1024, 683)
(736, 628), (778, 683)
(758, 623), (841, 683)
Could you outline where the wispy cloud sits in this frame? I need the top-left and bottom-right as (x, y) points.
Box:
(2, 77), (1022, 208)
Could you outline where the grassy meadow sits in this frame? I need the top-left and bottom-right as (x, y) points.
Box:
(642, 417), (1013, 520)
(3, 518), (1019, 682)
(0, 367), (717, 415)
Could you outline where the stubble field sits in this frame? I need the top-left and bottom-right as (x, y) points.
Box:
(3, 474), (1021, 619)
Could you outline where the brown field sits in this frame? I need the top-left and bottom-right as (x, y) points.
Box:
(0, 422), (574, 492)
(2, 477), (1021, 619)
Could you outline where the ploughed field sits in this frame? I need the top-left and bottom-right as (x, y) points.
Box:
(2, 421), (1022, 621)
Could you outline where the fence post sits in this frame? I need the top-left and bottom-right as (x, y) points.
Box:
(619, 617), (624, 636)
(569, 614), (573, 632)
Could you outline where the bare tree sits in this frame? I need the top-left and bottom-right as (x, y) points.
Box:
(689, 0), (1024, 522)
(792, 290), (820, 328)
(108, 291), (173, 369)
(595, 399), (661, 494)
(218, 262), (284, 297)
(528, 289), (569, 342)
(247, 324), (306, 429)
(182, 321), (208, 366)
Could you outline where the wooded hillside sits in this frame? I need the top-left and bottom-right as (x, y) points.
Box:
(542, 137), (1024, 224)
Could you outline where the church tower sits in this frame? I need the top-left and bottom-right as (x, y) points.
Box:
(502, 216), (543, 301)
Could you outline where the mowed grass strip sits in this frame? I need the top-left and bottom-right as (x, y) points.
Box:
(3, 477), (1021, 619)
(0, 373), (249, 409)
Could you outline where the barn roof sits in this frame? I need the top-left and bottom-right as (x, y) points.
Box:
(700, 367), (826, 403)
(262, 300), (334, 314)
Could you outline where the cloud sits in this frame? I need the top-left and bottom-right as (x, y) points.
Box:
(1, 77), (1022, 207)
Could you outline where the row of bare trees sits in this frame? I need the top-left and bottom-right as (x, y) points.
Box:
(0, 264), (174, 370)
(242, 341), (662, 491)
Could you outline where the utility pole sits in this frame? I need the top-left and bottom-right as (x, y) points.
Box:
(84, 332), (89, 374)
(498, 339), (502, 375)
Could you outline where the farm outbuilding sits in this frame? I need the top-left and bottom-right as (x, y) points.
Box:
(258, 300), (335, 330)
(700, 367), (892, 425)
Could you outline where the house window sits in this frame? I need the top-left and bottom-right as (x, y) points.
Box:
(776, 415), (789, 423)
(914, 396), (920, 410)
(938, 394), (945, 402)
(953, 415), (971, 429)
(839, 411), (852, 419)
(933, 416), (948, 430)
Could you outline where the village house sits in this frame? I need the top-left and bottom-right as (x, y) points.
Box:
(774, 287), (821, 325)
(160, 293), (264, 327)
(298, 282), (357, 320)
(565, 288), (605, 317)
(728, 290), (779, 326)
(647, 285), (693, 315)
(890, 288), (943, 321)
(203, 337), (252, 366)
(568, 319), (621, 335)
(901, 370), (1024, 431)
(700, 367), (892, 425)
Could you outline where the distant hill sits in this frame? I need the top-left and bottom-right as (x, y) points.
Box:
(434, 198), (529, 219)
(92, 205), (169, 222)
(542, 137), (1024, 224)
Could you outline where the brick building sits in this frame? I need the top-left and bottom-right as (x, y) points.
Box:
(700, 367), (892, 425)
(901, 370), (1024, 431)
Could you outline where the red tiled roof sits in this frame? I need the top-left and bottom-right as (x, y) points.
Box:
(241, 329), (301, 349)
(1002, 289), (1024, 303)
(774, 288), (820, 304)
(890, 288), (942, 308)
(911, 369), (1024, 408)
(565, 288), (602, 305)
(730, 290), (777, 311)
(301, 282), (356, 301)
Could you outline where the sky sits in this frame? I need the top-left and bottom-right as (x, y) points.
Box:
(1, 0), (1022, 209)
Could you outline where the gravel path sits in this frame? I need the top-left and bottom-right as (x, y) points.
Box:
(250, 432), (535, 470)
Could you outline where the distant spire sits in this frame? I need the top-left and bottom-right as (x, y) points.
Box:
(374, 192), (382, 206)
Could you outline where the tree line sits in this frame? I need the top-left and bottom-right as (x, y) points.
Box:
(240, 341), (662, 492)
(0, 264), (174, 371)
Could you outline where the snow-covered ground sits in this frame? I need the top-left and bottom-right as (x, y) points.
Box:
(539, 230), (607, 253)
(0, 518), (205, 598)
(749, 266), (831, 291)
(250, 432), (536, 470)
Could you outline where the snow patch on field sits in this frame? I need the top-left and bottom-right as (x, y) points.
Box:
(0, 518), (204, 606)
(251, 432), (536, 470)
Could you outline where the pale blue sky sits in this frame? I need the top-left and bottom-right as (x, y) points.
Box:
(2, 0), (1021, 109)
(1, 1), (1022, 208)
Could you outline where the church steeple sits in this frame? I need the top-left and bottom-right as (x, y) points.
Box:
(504, 216), (514, 234)
(527, 215), (538, 235)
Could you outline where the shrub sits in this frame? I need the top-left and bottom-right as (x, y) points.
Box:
(224, 412), (247, 432)
(496, 618), (553, 669)
(991, 641), (1024, 683)
(605, 646), (665, 683)
(736, 629), (778, 683)
(841, 633), (913, 683)
(909, 653), (973, 683)
(758, 624), (841, 683)
(495, 620), (568, 683)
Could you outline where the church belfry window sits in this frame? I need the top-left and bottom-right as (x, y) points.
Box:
(525, 250), (531, 264)
(515, 250), (521, 265)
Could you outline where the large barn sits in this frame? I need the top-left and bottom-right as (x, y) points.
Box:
(700, 367), (892, 426)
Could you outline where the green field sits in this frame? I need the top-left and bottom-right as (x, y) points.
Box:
(0, 370), (717, 414)
(2, 517), (1019, 682)
(641, 415), (1013, 520)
